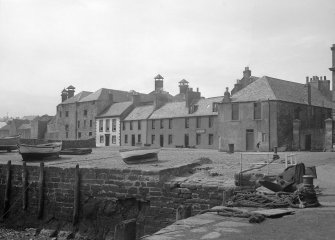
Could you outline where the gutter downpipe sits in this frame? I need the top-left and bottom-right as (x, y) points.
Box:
(268, 99), (271, 152)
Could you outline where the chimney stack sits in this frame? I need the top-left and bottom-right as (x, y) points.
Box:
(61, 88), (68, 102)
(305, 82), (311, 105)
(223, 87), (231, 103)
(186, 87), (201, 108)
(329, 44), (335, 102)
(67, 85), (75, 98)
(179, 79), (189, 94)
(243, 67), (251, 79)
(131, 92), (141, 106)
(154, 74), (164, 92)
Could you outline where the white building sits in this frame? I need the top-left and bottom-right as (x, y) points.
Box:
(95, 101), (133, 147)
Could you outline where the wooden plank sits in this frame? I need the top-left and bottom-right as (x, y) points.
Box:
(72, 164), (80, 225)
(22, 162), (28, 211)
(38, 162), (44, 219)
(2, 160), (11, 220)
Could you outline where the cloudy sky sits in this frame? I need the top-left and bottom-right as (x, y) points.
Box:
(0, 0), (334, 117)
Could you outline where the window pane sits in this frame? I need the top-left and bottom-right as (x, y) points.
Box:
(232, 103), (239, 120)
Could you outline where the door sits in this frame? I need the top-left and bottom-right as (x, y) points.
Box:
(305, 134), (311, 151)
(246, 129), (254, 151)
(160, 135), (164, 147)
(105, 134), (110, 146)
(131, 134), (136, 146)
(184, 134), (189, 147)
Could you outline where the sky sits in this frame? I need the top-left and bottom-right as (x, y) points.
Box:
(0, 0), (335, 118)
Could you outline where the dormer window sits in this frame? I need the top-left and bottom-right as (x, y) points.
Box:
(189, 105), (199, 114)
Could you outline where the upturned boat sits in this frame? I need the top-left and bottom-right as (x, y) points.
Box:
(18, 142), (62, 161)
(0, 135), (20, 152)
(119, 147), (160, 164)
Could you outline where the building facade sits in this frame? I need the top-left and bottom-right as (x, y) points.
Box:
(218, 76), (332, 152)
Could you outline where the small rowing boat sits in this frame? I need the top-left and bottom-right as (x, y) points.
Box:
(60, 148), (92, 155)
(0, 135), (20, 152)
(18, 142), (62, 161)
(119, 147), (160, 164)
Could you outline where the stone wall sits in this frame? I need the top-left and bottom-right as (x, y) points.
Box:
(0, 163), (228, 238)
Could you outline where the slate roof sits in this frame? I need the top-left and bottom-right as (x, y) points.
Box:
(60, 91), (93, 105)
(97, 101), (133, 118)
(0, 124), (10, 131)
(124, 105), (155, 121)
(230, 76), (333, 108)
(149, 97), (223, 119)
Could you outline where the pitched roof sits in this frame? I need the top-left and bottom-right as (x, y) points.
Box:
(179, 79), (189, 84)
(149, 97), (223, 119)
(124, 105), (155, 121)
(230, 76), (333, 108)
(0, 122), (6, 129)
(154, 74), (164, 80)
(60, 91), (92, 105)
(0, 124), (10, 131)
(97, 101), (133, 118)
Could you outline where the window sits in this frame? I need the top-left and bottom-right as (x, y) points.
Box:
(77, 120), (80, 128)
(90, 120), (93, 127)
(99, 120), (103, 132)
(169, 119), (172, 129)
(130, 121), (133, 130)
(232, 103), (239, 120)
(196, 117), (201, 128)
(160, 119), (164, 129)
(65, 124), (69, 131)
(89, 132), (92, 136)
(112, 135), (116, 144)
(196, 133), (201, 145)
(66, 132), (68, 138)
(254, 102), (261, 120)
(122, 122), (126, 131)
(151, 135), (155, 144)
(84, 120), (86, 128)
(185, 118), (189, 128)
(112, 119), (116, 132)
(294, 107), (301, 119)
(209, 116), (213, 128)
(262, 133), (266, 142)
(152, 120), (155, 129)
(78, 132), (81, 139)
(208, 134), (213, 145)
(212, 103), (218, 112)
(138, 134), (141, 143)
(84, 110), (87, 116)
(65, 111), (69, 117)
(138, 120), (141, 130)
(106, 119), (110, 132)
(100, 135), (104, 143)
(59, 111), (62, 117)
(168, 134), (172, 144)
(125, 134), (128, 144)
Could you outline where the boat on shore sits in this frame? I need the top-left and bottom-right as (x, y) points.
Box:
(18, 142), (62, 161)
(60, 148), (92, 155)
(0, 135), (20, 152)
(119, 147), (160, 164)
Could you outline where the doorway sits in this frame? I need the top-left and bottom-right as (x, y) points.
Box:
(105, 134), (110, 146)
(305, 134), (311, 151)
(184, 134), (189, 147)
(246, 129), (254, 151)
(131, 134), (135, 146)
(160, 135), (164, 147)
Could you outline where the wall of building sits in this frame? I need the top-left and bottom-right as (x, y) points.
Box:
(56, 103), (77, 140)
(0, 163), (228, 237)
(147, 116), (218, 149)
(277, 102), (331, 150)
(218, 101), (278, 152)
(121, 120), (148, 146)
(96, 117), (121, 147)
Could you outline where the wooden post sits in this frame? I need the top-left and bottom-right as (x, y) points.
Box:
(240, 153), (243, 186)
(38, 162), (44, 219)
(176, 205), (192, 220)
(72, 164), (80, 225)
(2, 160), (11, 220)
(114, 219), (136, 240)
(22, 162), (28, 211)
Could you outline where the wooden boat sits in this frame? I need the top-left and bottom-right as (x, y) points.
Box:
(0, 135), (20, 152)
(60, 148), (92, 155)
(18, 142), (62, 161)
(119, 147), (160, 164)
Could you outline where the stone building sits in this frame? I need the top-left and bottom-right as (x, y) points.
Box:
(0, 119), (30, 137)
(218, 76), (332, 152)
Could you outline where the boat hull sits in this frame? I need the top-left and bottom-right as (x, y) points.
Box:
(18, 142), (62, 161)
(0, 135), (20, 152)
(119, 148), (160, 164)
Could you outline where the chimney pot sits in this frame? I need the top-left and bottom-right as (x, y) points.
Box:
(324, 76), (327, 80)
(197, 88), (199, 92)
